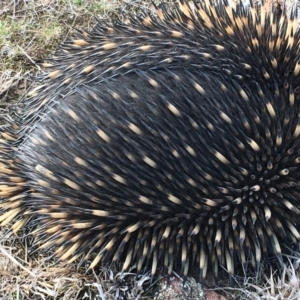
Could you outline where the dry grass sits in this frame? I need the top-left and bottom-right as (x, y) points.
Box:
(0, 0), (157, 105)
(204, 256), (300, 300)
(0, 234), (153, 299)
(241, 257), (300, 300)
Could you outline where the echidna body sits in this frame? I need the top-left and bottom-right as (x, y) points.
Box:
(1, 0), (300, 279)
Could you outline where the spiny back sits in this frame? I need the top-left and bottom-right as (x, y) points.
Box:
(14, 0), (300, 142)
(1, 0), (300, 280)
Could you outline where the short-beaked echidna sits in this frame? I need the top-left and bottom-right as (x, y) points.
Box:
(1, 0), (300, 279)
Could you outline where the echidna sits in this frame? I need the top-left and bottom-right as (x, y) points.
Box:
(1, 0), (300, 279)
